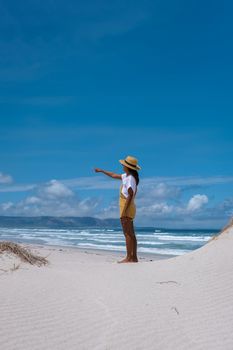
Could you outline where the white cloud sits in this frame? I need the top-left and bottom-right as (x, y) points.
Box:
(42, 180), (74, 198)
(0, 178), (101, 217)
(97, 201), (119, 219)
(25, 196), (41, 204)
(63, 176), (119, 190)
(1, 201), (14, 211)
(138, 203), (174, 216)
(187, 194), (208, 212)
(0, 184), (36, 193)
(0, 172), (13, 184)
(150, 183), (180, 200)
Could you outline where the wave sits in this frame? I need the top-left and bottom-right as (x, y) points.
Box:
(77, 243), (126, 251)
(138, 247), (189, 255)
(0, 227), (214, 257)
(71, 243), (186, 256)
(155, 235), (211, 242)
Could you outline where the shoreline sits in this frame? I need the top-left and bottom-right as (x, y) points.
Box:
(23, 242), (174, 262)
(0, 226), (216, 260)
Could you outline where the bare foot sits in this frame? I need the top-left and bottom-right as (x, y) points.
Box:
(117, 257), (138, 263)
(117, 257), (130, 263)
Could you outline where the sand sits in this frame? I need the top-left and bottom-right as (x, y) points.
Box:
(0, 223), (233, 350)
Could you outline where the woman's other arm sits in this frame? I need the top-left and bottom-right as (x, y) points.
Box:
(121, 187), (134, 218)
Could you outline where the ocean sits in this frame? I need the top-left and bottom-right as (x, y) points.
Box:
(0, 226), (219, 257)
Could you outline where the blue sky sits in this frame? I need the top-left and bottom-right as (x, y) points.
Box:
(0, 0), (232, 228)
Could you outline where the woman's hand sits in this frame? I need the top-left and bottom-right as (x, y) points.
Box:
(94, 168), (102, 173)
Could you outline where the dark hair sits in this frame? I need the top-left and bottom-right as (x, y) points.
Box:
(128, 168), (139, 186)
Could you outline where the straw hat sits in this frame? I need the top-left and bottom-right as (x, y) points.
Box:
(119, 156), (141, 171)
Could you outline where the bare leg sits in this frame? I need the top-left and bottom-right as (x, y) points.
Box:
(129, 220), (138, 262)
(118, 218), (131, 263)
(118, 218), (138, 263)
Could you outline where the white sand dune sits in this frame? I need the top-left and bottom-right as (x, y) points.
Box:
(1, 223), (233, 350)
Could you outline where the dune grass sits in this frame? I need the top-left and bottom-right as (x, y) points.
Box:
(0, 241), (48, 266)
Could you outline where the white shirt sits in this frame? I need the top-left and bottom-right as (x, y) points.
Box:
(121, 173), (137, 198)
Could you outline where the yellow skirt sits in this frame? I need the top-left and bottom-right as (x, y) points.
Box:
(119, 192), (136, 219)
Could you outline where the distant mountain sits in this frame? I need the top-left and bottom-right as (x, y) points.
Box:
(0, 216), (120, 229)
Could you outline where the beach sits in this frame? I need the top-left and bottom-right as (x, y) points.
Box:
(1, 223), (233, 350)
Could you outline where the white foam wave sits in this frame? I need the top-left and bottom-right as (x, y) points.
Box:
(88, 238), (124, 244)
(156, 235), (211, 242)
(137, 234), (162, 238)
(138, 247), (189, 255)
(138, 241), (164, 245)
(77, 243), (125, 251)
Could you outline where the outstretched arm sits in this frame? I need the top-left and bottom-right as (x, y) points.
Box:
(94, 168), (122, 179)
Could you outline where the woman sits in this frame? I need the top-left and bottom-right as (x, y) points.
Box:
(95, 155), (141, 263)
